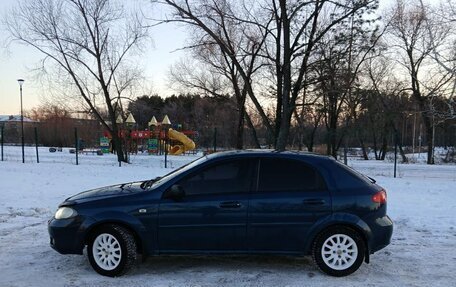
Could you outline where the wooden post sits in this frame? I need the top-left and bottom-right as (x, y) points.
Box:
(34, 127), (39, 163)
(213, 127), (217, 152)
(394, 133), (398, 178)
(75, 128), (79, 165)
(1, 126), (3, 161)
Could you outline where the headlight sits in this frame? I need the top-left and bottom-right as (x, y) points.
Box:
(54, 207), (78, 219)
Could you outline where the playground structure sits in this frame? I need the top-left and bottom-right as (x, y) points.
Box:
(101, 127), (197, 155)
(167, 128), (196, 155)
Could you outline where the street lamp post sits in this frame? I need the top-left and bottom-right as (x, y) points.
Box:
(17, 79), (25, 163)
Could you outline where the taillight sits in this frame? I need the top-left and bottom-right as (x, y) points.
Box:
(372, 190), (387, 204)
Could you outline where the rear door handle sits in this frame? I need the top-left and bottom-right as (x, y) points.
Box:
(219, 201), (242, 208)
(302, 199), (326, 205)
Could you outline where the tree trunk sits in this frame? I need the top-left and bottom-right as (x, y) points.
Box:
(244, 111), (260, 149)
(328, 120), (338, 159)
(235, 104), (245, 150)
(359, 137), (369, 160)
(371, 118), (379, 160)
(391, 123), (408, 163)
(111, 132), (125, 163)
(298, 133), (303, 151)
(380, 128), (388, 160)
(275, 108), (292, 151)
(423, 115), (434, 164)
(307, 127), (318, 152)
(275, 0), (292, 151)
(373, 135), (379, 160)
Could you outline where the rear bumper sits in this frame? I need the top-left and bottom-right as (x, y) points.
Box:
(48, 216), (86, 255)
(369, 215), (393, 253)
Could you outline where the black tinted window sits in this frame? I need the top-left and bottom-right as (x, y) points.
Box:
(258, 158), (325, 192)
(331, 161), (372, 190)
(179, 159), (252, 195)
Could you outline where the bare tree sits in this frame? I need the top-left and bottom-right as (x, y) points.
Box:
(154, 0), (379, 150)
(155, 0), (274, 146)
(386, 0), (454, 164)
(419, 0), (456, 144)
(419, 0), (456, 76)
(5, 0), (148, 162)
(168, 38), (263, 149)
(257, 0), (380, 150)
(293, 99), (324, 152)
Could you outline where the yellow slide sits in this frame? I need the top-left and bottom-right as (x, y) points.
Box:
(167, 128), (196, 155)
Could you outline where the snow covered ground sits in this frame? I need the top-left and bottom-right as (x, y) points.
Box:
(0, 146), (455, 286)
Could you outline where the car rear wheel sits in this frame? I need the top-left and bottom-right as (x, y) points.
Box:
(87, 224), (137, 277)
(312, 226), (365, 277)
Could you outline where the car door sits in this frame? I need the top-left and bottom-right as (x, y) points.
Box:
(247, 157), (332, 253)
(158, 158), (254, 253)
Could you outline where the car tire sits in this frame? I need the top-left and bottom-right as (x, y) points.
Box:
(312, 226), (365, 277)
(87, 224), (137, 277)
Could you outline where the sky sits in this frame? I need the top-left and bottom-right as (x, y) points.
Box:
(0, 0), (187, 115)
(0, 0), (437, 115)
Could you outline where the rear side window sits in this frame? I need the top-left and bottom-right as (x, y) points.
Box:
(178, 159), (252, 195)
(331, 161), (372, 190)
(258, 158), (326, 192)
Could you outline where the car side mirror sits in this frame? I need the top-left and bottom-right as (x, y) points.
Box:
(164, 184), (185, 201)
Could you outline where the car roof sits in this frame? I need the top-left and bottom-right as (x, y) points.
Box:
(206, 149), (333, 162)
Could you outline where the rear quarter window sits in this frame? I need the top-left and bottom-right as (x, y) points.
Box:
(330, 161), (373, 190)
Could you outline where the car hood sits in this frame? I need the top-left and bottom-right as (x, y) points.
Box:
(62, 181), (147, 205)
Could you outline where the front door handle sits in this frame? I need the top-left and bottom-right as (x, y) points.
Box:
(302, 199), (326, 205)
(219, 201), (242, 208)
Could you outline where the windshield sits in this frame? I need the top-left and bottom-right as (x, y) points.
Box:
(150, 155), (209, 189)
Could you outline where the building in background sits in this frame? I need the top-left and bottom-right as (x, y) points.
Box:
(0, 115), (101, 147)
(0, 115), (38, 144)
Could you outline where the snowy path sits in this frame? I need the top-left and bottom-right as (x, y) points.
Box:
(0, 149), (455, 286)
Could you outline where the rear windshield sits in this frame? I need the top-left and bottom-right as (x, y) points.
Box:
(331, 161), (374, 190)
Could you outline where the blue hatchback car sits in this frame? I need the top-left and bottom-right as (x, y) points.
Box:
(48, 150), (393, 277)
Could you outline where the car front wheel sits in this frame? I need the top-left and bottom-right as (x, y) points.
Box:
(312, 226), (365, 277)
(87, 224), (137, 277)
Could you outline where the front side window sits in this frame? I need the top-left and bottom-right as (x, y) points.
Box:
(258, 158), (325, 192)
(178, 159), (252, 195)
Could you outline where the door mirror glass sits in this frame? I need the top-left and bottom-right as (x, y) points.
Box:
(165, 184), (185, 200)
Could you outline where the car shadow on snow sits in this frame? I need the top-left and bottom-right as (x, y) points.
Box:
(134, 254), (318, 276)
(124, 255), (378, 286)
(50, 252), (384, 286)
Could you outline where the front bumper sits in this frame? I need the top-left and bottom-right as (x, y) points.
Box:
(369, 215), (393, 253)
(48, 216), (86, 255)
